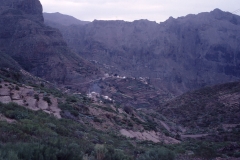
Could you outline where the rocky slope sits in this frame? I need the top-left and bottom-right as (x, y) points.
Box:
(45, 9), (240, 95)
(0, 69), (180, 145)
(159, 81), (240, 143)
(0, 0), (101, 85)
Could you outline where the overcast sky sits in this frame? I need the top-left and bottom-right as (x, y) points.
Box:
(40, 0), (240, 22)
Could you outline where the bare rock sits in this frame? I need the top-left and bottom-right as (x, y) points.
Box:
(25, 96), (39, 111)
(38, 99), (49, 110)
(11, 92), (21, 100)
(0, 96), (11, 104)
(12, 100), (24, 106)
(0, 88), (10, 96)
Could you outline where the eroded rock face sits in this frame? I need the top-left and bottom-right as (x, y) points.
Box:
(0, 0), (43, 22)
(46, 9), (240, 94)
(0, 0), (101, 85)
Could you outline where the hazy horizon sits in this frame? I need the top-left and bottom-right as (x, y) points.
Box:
(40, 0), (240, 23)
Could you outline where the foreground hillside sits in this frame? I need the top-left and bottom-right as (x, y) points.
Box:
(0, 67), (239, 159)
(45, 9), (240, 95)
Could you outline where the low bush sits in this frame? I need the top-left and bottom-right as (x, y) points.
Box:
(137, 147), (175, 160)
(105, 148), (132, 160)
(43, 96), (52, 105)
(15, 86), (20, 90)
(34, 94), (39, 101)
(66, 96), (78, 103)
(123, 106), (133, 115)
(94, 144), (107, 160)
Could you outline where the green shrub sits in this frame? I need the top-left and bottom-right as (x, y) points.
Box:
(58, 103), (79, 117)
(123, 106), (133, 115)
(137, 148), (175, 160)
(105, 148), (132, 160)
(43, 96), (52, 105)
(15, 86), (20, 90)
(128, 122), (133, 127)
(40, 83), (44, 87)
(66, 96), (78, 103)
(5, 110), (29, 120)
(94, 144), (107, 160)
(194, 143), (217, 159)
(0, 150), (19, 160)
(34, 94), (39, 101)
(234, 152), (240, 158)
(93, 117), (102, 123)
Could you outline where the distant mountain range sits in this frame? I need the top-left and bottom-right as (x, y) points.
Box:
(43, 12), (90, 26)
(44, 9), (240, 95)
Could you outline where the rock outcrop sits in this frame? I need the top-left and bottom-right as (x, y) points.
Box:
(0, 81), (61, 118)
(45, 9), (240, 94)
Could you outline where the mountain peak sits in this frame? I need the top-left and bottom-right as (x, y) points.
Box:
(211, 8), (226, 16)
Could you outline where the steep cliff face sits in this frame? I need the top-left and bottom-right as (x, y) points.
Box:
(0, 0), (43, 21)
(0, 0), (101, 84)
(45, 9), (240, 94)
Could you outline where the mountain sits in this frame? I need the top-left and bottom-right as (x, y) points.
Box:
(0, 0), (172, 108)
(0, 0), (240, 158)
(45, 9), (240, 95)
(0, 0), (101, 85)
(43, 12), (90, 26)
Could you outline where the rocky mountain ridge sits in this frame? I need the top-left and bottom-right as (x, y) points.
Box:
(45, 9), (240, 95)
(0, 0), (102, 86)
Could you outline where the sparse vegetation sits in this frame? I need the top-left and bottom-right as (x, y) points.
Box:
(66, 96), (78, 103)
(15, 85), (19, 90)
(123, 106), (133, 115)
(0, 102), (137, 159)
(34, 94), (39, 101)
(137, 147), (175, 160)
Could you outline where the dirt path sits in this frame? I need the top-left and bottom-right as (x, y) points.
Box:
(181, 134), (208, 138)
(159, 120), (171, 132)
(120, 129), (180, 144)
